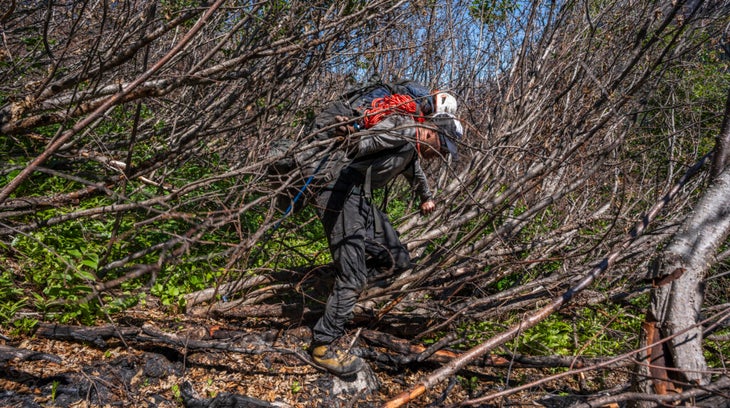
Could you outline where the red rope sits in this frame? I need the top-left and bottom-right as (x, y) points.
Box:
(362, 94), (420, 129)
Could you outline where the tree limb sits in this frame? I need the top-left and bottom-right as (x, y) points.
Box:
(382, 153), (709, 408)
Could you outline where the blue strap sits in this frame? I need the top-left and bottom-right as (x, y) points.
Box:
(275, 152), (331, 226)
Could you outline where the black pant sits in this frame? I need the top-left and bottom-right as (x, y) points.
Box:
(311, 177), (412, 345)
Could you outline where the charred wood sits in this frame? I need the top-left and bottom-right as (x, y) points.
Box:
(0, 344), (62, 364)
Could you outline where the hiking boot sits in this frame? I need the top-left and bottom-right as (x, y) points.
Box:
(310, 343), (364, 377)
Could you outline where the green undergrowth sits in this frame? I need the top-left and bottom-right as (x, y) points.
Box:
(0, 168), (414, 326)
(0, 127), (274, 325)
(446, 302), (644, 360)
(705, 328), (730, 369)
(2, 197), (306, 323)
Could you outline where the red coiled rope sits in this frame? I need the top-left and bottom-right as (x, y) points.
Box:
(362, 94), (421, 129)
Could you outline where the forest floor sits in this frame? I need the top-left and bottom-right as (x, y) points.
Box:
(0, 301), (628, 408)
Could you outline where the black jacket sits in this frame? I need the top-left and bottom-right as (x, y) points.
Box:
(344, 115), (432, 203)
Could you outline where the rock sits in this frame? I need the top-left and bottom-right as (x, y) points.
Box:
(331, 363), (380, 396)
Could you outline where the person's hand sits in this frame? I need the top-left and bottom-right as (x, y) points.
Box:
(334, 115), (355, 137)
(420, 199), (435, 215)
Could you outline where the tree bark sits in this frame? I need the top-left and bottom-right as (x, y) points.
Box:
(711, 87), (730, 180)
(633, 79), (730, 405)
(634, 159), (730, 400)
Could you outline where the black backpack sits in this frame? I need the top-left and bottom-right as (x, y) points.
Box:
(346, 79), (434, 117)
(266, 99), (356, 215)
(266, 79), (431, 215)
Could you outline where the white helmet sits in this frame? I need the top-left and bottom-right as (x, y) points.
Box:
(434, 92), (458, 114)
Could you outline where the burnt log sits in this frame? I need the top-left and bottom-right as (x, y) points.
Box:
(0, 344), (62, 364)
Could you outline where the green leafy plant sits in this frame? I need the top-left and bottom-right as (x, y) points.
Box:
(494, 274), (520, 291)
(11, 317), (38, 336)
(0, 269), (26, 325)
(705, 328), (730, 368)
(517, 305), (642, 358)
(572, 305), (641, 357)
(519, 314), (573, 355)
(290, 380), (302, 393)
(457, 375), (480, 394)
(457, 320), (510, 348)
(171, 384), (181, 402)
(51, 380), (59, 402)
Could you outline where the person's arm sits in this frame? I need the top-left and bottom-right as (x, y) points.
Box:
(403, 158), (435, 215)
(350, 114), (435, 214)
(352, 115), (414, 158)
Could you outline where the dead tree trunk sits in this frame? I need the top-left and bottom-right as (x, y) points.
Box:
(633, 90), (730, 402)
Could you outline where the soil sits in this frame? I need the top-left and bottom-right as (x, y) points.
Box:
(0, 306), (625, 408)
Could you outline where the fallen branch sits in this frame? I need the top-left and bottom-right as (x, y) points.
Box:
(382, 154), (709, 408)
(457, 308), (730, 406)
(180, 381), (277, 408)
(138, 324), (303, 357)
(35, 322), (140, 348)
(568, 375), (730, 408)
(33, 321), (312, 368)
(0, 344), (62, 364)
(360, 330), (629, 369)
(193, 302), (321, 321)
(0, 0), (228, 204)
(183, 265), (313, 312)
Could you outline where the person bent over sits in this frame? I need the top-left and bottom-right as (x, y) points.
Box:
(309, 113), (462, 376)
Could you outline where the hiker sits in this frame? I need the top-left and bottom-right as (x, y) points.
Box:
(308, 111), (463, 376)
(265, 78), (459, 215)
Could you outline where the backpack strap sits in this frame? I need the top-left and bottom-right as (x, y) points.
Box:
(362, 165), (383, 232)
